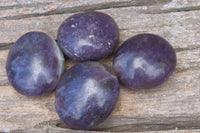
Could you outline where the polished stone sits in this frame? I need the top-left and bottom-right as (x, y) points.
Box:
(55, 61), (119, 129)
(113, 33), (176, 89)
(57, 11), (119, 61)
(6, 32), (65, 96)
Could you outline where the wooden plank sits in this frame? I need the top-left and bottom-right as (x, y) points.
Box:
(0, 0), (200, 20)
(9, 129), (200, 133)
(0, 0), (170, 20)
(0, 46), (200, 132)
(0, 0), (200, 132)
(1, 3), (200, 46)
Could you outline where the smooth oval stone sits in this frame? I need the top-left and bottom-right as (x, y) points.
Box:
(6, 32), (65, 96)
(113, 33), (176, 89)
(57, 11), (119, 61)
(55, 61), (119, 129)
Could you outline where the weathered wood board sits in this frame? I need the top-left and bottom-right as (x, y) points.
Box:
(0, 0), (200, 132)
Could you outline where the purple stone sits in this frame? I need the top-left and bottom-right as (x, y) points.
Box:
(57, 11), (119, 61)
(55, 61), (119, 129)
(6, 32), (65, 96)
(113, 33), (176, 89)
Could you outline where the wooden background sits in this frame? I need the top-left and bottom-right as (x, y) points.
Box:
(0, 0), (200, 132)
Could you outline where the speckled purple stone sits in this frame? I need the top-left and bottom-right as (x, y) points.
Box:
(55, 61), (119, 130)
(6, 32), (65, 96)
(57, 11), (119, 61)
(113, 33), (176, 89)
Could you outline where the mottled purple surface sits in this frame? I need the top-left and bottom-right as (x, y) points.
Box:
(57, 11), (119, 61)
(6, 32), (65, 96)
(113, 33), (176, 89)
(55, 61), (119, 130)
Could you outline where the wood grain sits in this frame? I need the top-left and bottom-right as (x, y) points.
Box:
(0, 0), (200, 132)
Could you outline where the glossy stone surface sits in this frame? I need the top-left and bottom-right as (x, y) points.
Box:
(57, 11), (119, 61)
(55, 61), (119, 130)
(113, 33), (176, 89)
(6, 32), (65, 96)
